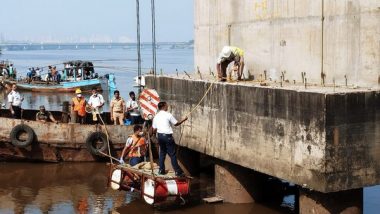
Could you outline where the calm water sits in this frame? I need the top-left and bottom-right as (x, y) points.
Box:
(0, 162), (378, 214)
(0, 163), (286, 214)
(1, 47), (193, 111)
(0, 48), (379, 213)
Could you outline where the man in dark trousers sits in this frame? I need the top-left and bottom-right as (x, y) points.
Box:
(152, 102), (188, 177)
(8, 84), (23, 119)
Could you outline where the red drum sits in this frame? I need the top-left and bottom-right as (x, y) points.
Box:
(143, 178), (190, 205)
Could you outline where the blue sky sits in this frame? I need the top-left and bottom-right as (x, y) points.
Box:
(0, 0), (193, 43)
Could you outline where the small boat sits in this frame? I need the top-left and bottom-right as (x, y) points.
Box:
(15, 60), (117, 93)
(0, 108), (131, 162)
(16, 77), (110, 92)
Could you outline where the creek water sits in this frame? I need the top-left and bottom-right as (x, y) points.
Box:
(0, 47), (379, 213)
(1, 46), (194, 111)
(0, 162), (290, 214)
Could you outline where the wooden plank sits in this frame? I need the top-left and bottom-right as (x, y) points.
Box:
(203, 196), (224, 204)
(116, 163), (192, 180)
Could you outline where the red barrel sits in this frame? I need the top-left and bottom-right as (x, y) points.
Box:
(143, 178), (190, 205)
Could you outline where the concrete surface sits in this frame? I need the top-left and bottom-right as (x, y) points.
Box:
(299, 188), (363, 214)
(146, 76), (380, 193)
(215, 163), (257, 203)
(194, 0), (380, 88)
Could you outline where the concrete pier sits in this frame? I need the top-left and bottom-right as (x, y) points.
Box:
(146, 76), (379, 211)
(145, 0), (380, 211)
(215, 162), (265, 203)
(215, 163), (255, 203)
(147, 76), (380, 193)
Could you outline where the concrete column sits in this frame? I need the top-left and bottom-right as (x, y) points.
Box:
(299, 188), (363, 214)
(215, 162), (268, 203)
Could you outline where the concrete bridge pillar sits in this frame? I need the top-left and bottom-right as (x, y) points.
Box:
(214, 162), (268, 203)
(299, 188), (363, 214)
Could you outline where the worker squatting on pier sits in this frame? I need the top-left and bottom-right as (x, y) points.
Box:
(216, 46), (245, 82)
(152, 101), (188, 177)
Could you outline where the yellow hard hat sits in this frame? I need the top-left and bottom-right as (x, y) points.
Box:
(75, 88), (82, 94)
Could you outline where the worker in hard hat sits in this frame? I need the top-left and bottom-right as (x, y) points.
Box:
(216, 46), (245, 82)
(71, 88), (87, 124)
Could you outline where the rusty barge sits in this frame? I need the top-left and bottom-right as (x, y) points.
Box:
(0, 109), (131, 162)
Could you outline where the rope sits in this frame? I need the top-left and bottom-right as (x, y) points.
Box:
(178, 79), (217, 147)
(184, 80), (216, 118)
(97, 109), (114, 164)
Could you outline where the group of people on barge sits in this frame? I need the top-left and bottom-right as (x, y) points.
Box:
(71, 88), (141, 125)
(3, 82), (188, 177)
(3, 83), (141, 125)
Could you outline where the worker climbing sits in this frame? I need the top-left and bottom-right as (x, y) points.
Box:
(216, 46), (245, 82)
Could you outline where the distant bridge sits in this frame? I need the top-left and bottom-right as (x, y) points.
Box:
(0, 42), (193, 51)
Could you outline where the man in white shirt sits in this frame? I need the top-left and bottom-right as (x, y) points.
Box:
(8, 84), (23, 119)
(88, 87), (105, 122)
(152, 101), (188, 176)
(35, 67), (41, 80)
(126, 91), (141, 124)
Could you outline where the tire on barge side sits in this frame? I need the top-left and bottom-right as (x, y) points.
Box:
(85, 131), (108, 156)
(10, 124), (35, 148)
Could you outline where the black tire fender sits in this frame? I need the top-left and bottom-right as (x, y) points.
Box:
(85, 131), (108, 156)
(10, 124), (35, 148)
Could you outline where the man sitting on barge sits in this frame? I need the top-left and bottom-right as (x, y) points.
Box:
(36, 105), (57, 123)
(119, 124), (147, 166)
